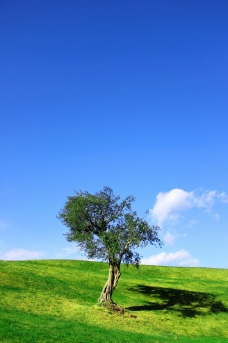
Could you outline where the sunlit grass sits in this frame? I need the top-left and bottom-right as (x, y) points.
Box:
(1, 260), (228, 342)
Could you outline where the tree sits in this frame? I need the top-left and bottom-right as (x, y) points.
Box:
(58, 186), (162, 305)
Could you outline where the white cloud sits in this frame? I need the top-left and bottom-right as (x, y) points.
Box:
(2, 249), (43, 260)
(141, 249), (199, 267)
(185, 219), (197, 228)
(150, 188), (227, 226)
(217, 192), (228, 203)
(163, 232), (175, 245)
(55, 245), (90, 260)
(192, 190), (217, 208)
(63, 245), (80, 255)
(62, 246), (80, 256)
(213, 214), (220, 220)
(150, 189), (193, 226)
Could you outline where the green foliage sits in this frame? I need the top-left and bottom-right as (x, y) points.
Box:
(58, 186), (162, 266)
(1, 260), (228, 342)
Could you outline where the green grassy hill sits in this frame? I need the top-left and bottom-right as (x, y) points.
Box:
(0, 260), (228, 342)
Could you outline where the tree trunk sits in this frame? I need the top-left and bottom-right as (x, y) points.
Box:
(98, 263), (121, 303)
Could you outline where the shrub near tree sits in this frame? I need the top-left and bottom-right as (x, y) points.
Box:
(58, 186), (162, 305)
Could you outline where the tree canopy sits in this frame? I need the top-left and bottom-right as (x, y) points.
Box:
(58, 186), (162, 304)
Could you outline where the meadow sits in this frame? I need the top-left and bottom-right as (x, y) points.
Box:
(0, 259), (228, 342)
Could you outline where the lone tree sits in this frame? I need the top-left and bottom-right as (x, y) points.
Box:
(58, 186), (162, 304)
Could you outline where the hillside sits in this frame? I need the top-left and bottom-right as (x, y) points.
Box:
(0, 260), (228, 342)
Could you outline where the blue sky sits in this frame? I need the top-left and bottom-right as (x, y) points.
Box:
(1, 0), (228, 268)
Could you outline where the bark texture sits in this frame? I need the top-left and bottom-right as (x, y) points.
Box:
(98, 263), (121, 303)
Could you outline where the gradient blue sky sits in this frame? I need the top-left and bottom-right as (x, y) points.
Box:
(1, 0), (228, 268)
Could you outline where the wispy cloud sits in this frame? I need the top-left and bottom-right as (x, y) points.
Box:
(217, 192), (228, 203)
(150, 188), (227, 226)
(56, 245), (89, 260)
(1, 249), (43, 260)
(141, 249), (199, 267)
(163, 232), (175, 245)
(61, 246), (80, 257)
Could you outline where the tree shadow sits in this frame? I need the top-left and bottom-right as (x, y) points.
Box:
(126, 285), (228, 317)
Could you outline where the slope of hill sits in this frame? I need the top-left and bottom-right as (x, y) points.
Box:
(0, 260), (228, 342)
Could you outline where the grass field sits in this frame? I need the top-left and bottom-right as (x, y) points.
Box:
(0, 259), (228, 342)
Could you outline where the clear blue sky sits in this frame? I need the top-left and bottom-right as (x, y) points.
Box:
(1, 0), (228, 268)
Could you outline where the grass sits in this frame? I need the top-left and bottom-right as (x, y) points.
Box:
(0, 260), (228, 342)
